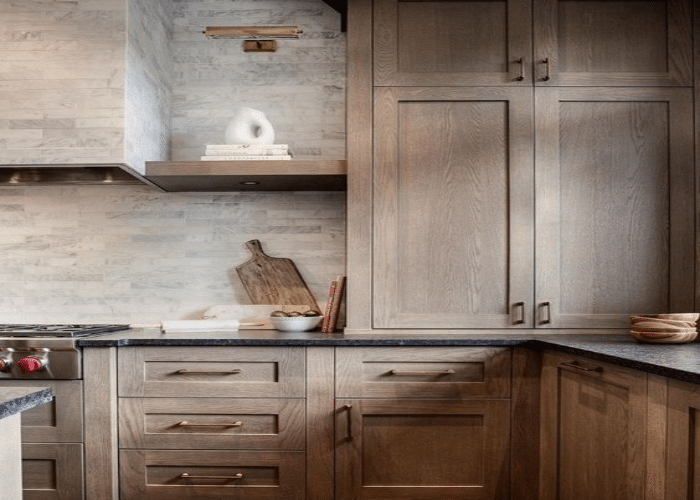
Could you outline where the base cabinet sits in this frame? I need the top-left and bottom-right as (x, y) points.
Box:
(335, 347), (512, 499)
(335, 399), (510, 499)
(665, 380), (700, 499)
(117, 347), (307, 500)
(539, 351), (649, 500)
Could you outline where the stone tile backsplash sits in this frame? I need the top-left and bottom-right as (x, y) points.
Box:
(170, 0), (346, 160)
(0, 185), (345, 323)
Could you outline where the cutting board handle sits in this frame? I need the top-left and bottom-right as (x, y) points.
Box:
(245, 239), (266, 257)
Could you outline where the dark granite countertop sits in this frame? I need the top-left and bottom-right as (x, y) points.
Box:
(0, 387), (53, 420)
(77, 328), (700, 385)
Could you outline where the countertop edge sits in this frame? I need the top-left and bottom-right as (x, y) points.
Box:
(76, 330), (700, 386)
(0, 387), (53, 420)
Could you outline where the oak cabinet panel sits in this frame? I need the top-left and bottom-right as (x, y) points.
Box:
(539, 352), (649, 500)
(22, 443), (84, 500)
(336, 346), (511, 398)
(665, 380), (700, 499)
(119, 398), (305, 451)
(118, 346), (305, 398)
(535, 88), (695, 328)
(374, 0), (532, 86)
(335, 399), (511, 499)
(373, 87), (534, 329)
(119, 449), (305, 500)
(533, 0), (692, 86)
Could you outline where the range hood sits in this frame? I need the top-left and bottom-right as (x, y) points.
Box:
(0, 164), (152, 187)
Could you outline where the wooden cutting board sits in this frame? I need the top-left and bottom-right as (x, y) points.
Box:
(236, 239), (320, 312)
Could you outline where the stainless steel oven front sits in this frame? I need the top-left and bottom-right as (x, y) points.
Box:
(0, 324), (128, 499)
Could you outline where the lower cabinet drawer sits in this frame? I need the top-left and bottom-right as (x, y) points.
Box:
(22, 443), (84, 500)
(119, 398), (305, 450)
(119, 449), (305, 499)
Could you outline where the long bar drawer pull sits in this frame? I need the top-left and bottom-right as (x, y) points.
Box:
(559, 360), (603, 373)
(177, 420), (243, 427)
(174, 369), (242, 375)
(343, 404), (353, 441)
(389, 369), (456, 376)
(179, 472), (244, 480)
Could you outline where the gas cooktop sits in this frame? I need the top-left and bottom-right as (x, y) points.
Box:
(0, 324), (130, 338)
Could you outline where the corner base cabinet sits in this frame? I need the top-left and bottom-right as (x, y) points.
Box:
(539, 351), (649, 500)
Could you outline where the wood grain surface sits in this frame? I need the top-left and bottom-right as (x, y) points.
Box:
(236, 239), (320, 312)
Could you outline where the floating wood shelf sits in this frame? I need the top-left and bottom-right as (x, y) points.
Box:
(144, 159), (347, 192)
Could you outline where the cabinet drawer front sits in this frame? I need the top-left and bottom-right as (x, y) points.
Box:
(22, 443), (84, 500)
(120, 449), (305, 499)
(0, 380), (83, 443)
(118, 347), (305, 398)
(119, 398), (305, 450)
(336, 347), (511, 398)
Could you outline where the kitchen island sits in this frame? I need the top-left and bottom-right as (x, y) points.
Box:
(0, 387), (53, 500)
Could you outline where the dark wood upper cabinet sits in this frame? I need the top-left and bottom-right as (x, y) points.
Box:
(372, 0), (692, 87)
(534, 0), (693, 86)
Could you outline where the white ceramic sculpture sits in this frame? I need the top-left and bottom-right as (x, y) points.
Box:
(224, 107), (275, 145)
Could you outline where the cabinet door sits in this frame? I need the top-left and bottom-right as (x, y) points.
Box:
(535, 88), (694, 328)
(335, 399), (510, 499)
(666, 380), (700, 499)
(533, 0), (692, 86)
(22, 443), (84, 500)
(374, 0), (532, 86)
(374, 87), (534, 329)
(540, 352), (648, 500)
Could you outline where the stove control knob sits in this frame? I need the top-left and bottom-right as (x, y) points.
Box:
(0, 358), (11, 371)
(18, 356), (45, 373)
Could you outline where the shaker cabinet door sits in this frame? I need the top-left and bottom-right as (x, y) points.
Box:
(373, 87), (534, 329)
(533, 0), (692, 86)
(374, 0), (532, 86)
(540, 352), (649, 500)
(335, 399), (511, 499)
(535, 87), (694, 328)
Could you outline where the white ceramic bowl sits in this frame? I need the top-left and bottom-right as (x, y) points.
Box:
(269, 315), (323, 332)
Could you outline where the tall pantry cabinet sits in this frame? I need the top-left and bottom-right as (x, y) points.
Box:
(346, 0), (695, 333)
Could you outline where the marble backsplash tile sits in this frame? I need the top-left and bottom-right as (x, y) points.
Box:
(0, 185), (345, 323)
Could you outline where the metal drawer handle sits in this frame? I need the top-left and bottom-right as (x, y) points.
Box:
(343, 404), (353, 442)
(513, 301), (525, 324)
(179, 472), (243, 480)
(389, 369), (455, 376)
(174, 369), (242, 375)
(540, 302), (552, 325)
(515, 57), (525, 81)
(559, 360), (603, 373)
(542, 58), (551, 81)
(177, 421), (243, 427)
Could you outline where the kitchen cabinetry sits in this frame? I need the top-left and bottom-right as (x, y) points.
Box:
(535, 87), (695, 328)
(539, 351), (649, 500)
(11, 380), (85, 500)
(347, 0), (696, 332)
(335, 347), (512, 498)
(665, 379), (700, 499)
(373, 0), (691, 87)
(373, 87), (534, 329)
(117, 346), (306, 499)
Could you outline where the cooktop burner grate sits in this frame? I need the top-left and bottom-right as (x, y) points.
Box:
(0, 324), (130, 337)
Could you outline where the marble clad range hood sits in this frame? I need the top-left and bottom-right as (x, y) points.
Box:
(0, 0), (176, 186)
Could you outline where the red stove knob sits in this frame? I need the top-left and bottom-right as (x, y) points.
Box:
(18, 356), (45, 373)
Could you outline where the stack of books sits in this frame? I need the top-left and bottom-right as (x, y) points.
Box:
(201, 144), (292, 161)
(321, 275), (346, 333)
